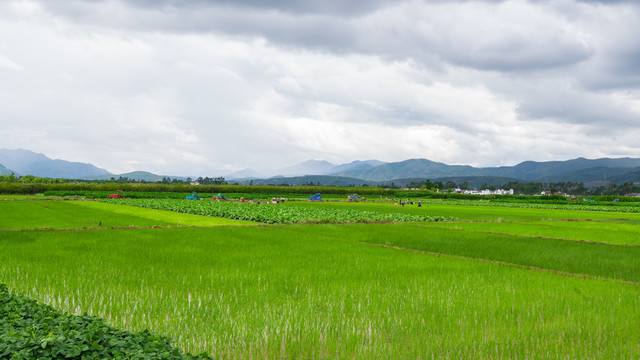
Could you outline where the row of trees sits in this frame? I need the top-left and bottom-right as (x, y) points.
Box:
(0, 173), (68, 184)
(194, 177), (226, 185)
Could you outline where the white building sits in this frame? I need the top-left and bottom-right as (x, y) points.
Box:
(459, 189), (514, 195)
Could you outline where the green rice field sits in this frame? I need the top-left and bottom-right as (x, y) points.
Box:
(1, 197), (640, 359)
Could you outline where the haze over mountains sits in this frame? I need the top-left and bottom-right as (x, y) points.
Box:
(238, 160), (387, 179)
(0, 163), (14, 176)
(0, 149), (109, 178)
(2, 148), (640, 186)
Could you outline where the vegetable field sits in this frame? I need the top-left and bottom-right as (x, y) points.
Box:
(1, 196), (640, 359)
(101, 198), (454, 224)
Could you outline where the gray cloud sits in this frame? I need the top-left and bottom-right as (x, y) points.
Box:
(32, 0), (610, 73)
(129, 0), (396, 15)
(2, 0), (640, 174)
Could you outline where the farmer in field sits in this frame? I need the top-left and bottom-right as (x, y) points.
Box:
(418, 200), (422, 207)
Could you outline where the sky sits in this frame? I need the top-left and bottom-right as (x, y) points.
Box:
(1, 0), (640, 176)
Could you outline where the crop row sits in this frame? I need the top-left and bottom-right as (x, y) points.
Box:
(101, 199), (454, 224)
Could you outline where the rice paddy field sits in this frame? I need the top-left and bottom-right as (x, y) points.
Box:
(1, 195), (640, 359)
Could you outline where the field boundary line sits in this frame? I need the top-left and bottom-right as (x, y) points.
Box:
(416, 225), (640, 248)
(364, 242), (640, 287)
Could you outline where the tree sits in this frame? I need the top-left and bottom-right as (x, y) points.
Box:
(0, 172), (19, 183)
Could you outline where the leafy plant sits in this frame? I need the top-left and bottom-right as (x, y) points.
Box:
(0, 283), (213, 359)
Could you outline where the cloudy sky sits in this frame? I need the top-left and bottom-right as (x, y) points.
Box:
(1, 0), (639, 175)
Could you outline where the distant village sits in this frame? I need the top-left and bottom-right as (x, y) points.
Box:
(402, 187), (640, 197)
(457, 189), (514, 195)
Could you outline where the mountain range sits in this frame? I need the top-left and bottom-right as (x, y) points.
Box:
(233, 158), (640, 187)
(2, 148), (640, 186)
(227, 159), (385, 179)
(332, 158), (640, 183)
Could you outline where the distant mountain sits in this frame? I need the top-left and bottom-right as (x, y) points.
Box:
(608, 167), (640, 184)
(232, 160), (386, 179)
(236, 175), (370, 187)
(333, 159), (478, 182)
(0, 163), (17, 176)
(0, 149), (111, 179)
(4, 148), (640, 186)
(538, 166), (640, 184)
(333, 157), (640, 183)
(328, 160), (385, 174)
(275, 160), (337, 177)
(0, 149), (50, 172)
(227, 168), (263, 179)
(475, 157), (640, 180)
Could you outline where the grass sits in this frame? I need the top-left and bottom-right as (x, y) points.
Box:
(73, 201), (257, 227)
(0, 194), (56, 200)
(282, 224), (640, 283)
(0, 200), (256, 230)
(420, 219), (640, 246)
(2, 226), (640, 359)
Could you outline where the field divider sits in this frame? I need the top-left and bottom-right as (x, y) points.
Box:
(264, 226), (640, 286)
(363, 242), (640, 287)
(416, 224), (640, 248)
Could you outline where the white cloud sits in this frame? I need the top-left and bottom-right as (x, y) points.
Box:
(0, 54), (23, 71)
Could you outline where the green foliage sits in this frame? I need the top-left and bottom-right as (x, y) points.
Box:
(0, 172), (19, 183)
(0, 283), (212, 359)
